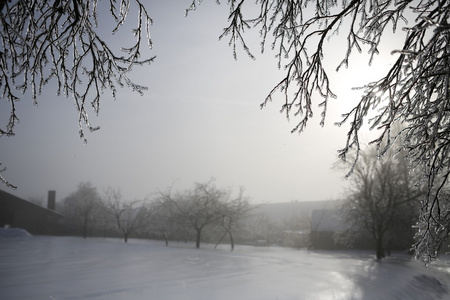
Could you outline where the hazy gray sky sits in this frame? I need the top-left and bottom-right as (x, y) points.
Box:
(0, 0), (401, 204)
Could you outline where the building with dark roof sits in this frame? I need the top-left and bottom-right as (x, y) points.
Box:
(0, 189), (63, 235)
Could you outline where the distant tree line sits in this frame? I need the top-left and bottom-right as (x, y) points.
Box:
(59, 156), (422, 259)
(60, 180), (260, 249)
(59, 180), (313, 249)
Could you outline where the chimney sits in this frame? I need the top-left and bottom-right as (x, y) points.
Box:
(47, 190), (56, 210)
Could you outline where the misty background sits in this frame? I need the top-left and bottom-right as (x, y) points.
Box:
(0, 0), (400, 204)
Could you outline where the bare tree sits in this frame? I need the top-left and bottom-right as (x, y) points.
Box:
(147, 197), (179, 246)
(213, 187), (252, 251)
(102, 187), (150, 243)
(187, 0), (450, 261)
(4, 0), (449, 260)
(342, 146), (422, 259)
(171, 181), (224, 249)
(156, 188), (195, 244)
(157, 180), (251, 249)
(0, 0), (154, 188)
(63, 182), (102, 238)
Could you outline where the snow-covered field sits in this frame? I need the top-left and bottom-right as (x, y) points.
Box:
(1, 234), (450, 300)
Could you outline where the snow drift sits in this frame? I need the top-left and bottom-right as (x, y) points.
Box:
(0, 227), (32, 238)
(1, 236), (449, 300)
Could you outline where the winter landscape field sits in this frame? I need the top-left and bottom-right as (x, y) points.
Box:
(1, 232), (450, 300)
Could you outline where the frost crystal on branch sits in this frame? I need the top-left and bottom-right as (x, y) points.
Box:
(189, 0), (450, 262)
(0, 0), (155, 187)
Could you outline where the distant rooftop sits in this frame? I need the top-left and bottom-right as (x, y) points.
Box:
(310, 209), (350, 232)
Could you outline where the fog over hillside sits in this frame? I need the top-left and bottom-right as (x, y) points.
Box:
(255, 200), (342, 224)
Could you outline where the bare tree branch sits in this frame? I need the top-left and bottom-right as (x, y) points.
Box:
(0, 0), (155, 187)
(188, 0), (450, 262)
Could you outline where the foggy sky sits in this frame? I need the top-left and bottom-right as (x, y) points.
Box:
(0, 0), (401, 204)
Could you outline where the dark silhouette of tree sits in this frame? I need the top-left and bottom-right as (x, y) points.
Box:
(187, 0), (450, 262)
(3, 0), (449, 261)
(149, 197), (183, 246)
(342, 146), (423, 259)
(148, 200), (171, 246)
(213, 187), (252, 251)
(63, 182), (102, 238)
(158, 180), (250, 249)
(102, 187), (151, 243)
(169, 181), (224, 249)
(0, 0), (154, 188)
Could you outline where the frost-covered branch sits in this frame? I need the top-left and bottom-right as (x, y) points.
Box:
(188, 0), (450, 262)
(0, 0), (155, 186)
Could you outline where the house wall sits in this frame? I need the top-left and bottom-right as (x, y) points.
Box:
(0, 189), (63, 235)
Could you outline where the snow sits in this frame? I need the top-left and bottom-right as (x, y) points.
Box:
(1, 235), (450, 300)
(0, 227), (32, 238)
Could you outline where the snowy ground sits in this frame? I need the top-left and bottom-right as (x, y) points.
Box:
(1, 234), (450, 300)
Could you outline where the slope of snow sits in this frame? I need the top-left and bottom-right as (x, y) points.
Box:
(1, 236), (449, 300)
(0, 227), (32, 238)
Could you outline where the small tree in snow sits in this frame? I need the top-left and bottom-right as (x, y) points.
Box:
(214, 187), (252, 251)
(147, 198), (179, 246)
(103, 187), (151, 243)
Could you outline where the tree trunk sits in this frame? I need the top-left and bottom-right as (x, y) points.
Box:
(82, 225), (87, 239)
(229, 231), (235, 251)
(124, 233), (128, 243)
(195, 228), (202, 249)
(0, 0), (6, 12)
(214, 231), (227, 249)
(163, 232), (169, 246)
(376, 236), (385, 260)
